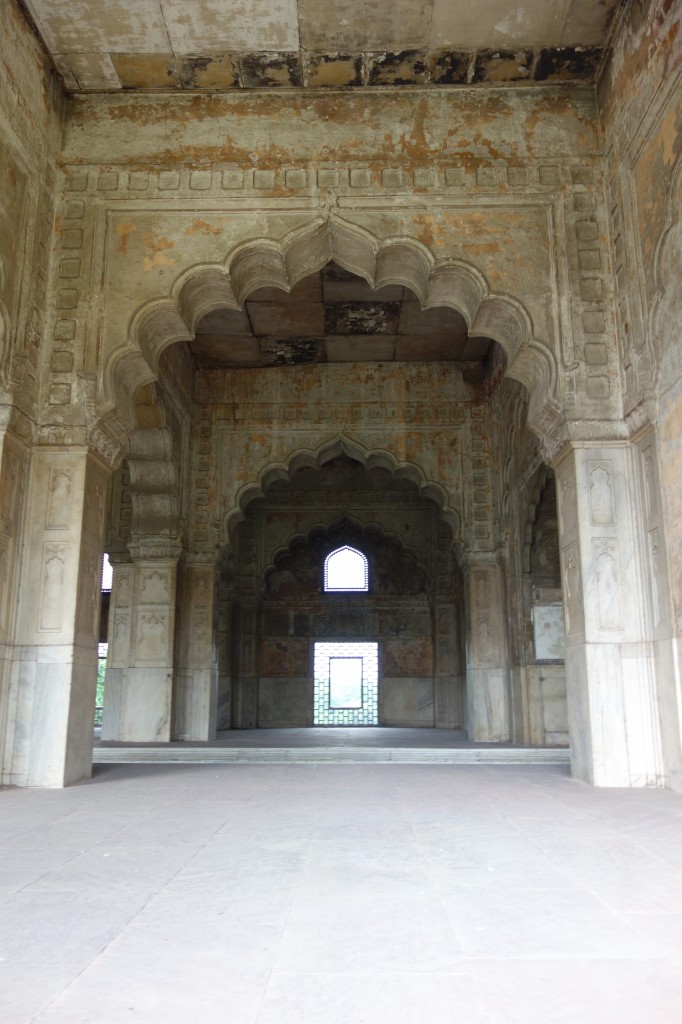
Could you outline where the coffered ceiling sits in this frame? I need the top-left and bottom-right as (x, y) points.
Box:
(191, 262), (492, 374)
(22, 0), (621, 91)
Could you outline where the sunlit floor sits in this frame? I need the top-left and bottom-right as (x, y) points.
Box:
(95, 726), (559, 748)
(2, 762), (682, 1022)
(97, 727), (473, 748)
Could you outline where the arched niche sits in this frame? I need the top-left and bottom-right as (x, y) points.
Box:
(218, 450), (465, 732)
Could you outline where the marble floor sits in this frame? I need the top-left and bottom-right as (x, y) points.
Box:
(2, 762), (682, 1023)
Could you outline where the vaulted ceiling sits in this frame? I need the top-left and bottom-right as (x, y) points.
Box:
(191, 263), (493, 375)
(22, 0), (621, 92)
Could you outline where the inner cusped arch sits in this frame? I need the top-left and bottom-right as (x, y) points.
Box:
(224, 434), (462, 565)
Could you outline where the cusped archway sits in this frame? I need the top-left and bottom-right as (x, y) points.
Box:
(224, 446), (465, 731)
(98, 215), (560, 448)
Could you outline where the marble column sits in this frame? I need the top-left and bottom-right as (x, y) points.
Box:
(465, 558), (511, 742)
(173, 559), (218, 741)
(5, 446), (110, 787)
(555, 442), (663, 786)
(433, 601), (463, 728)
(231, 602), (258, 729)
(0, 427), (29, 785)
(103, 553), (178, 742)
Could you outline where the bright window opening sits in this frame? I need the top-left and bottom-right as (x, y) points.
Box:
(324, 545), (368, 592)
(314, 641), (378, 725)
(101, 553), (113, 592)
(329, 657), (363, 708)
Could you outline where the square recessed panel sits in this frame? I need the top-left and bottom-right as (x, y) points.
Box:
(259, 337), (324, 365)
(324, 302), (400, 336)
(112, 53), (181, 89)
(247, 301), (325, 336)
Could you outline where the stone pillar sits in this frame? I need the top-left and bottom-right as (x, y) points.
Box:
(231, 602), (258, 728)
(465, 558), (511, 742)
(5, 446), (110, 787)
(433, 601), (463, 728)
(173, 559), (218, 741)
(103, 553), (178, 742)
(216, 585), (233, 730)
(100, 557), (131, 740)
(555, 442), (663, 786)
(0, 427), (29, 785)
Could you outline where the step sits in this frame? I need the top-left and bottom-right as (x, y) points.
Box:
(93, 746), (571, 766)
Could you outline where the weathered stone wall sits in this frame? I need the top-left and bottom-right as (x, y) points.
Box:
(36, 84), (624, 457)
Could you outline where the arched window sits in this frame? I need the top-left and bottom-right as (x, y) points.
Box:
(324, 545), (369, 592)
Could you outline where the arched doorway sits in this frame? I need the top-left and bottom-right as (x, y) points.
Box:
(223, 453), (464, 731)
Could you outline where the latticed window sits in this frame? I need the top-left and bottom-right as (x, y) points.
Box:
(323, 545), (368, 592)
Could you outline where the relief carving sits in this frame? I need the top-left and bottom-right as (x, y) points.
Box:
(77, 548), (100, 636)
(642, 445), (657, 520)
(558, 469), (577, 536)
(588, 462), (615, 525)
(593, 538), (623, 630)
(1, 451), (19, 520)
(0, 536), (9, 629)
(116, 572), (131, 607)
(562, 543), (582, 635)
(40, 543), (67, 630)
(85, 476), (105, 537)
(110, 612), (129, 665)
(139, 570), (169, 604)
(649, 528), (662, 629)
(46, 468), (73, 529)
(192, 572), (209, 605)
(191, 613), (209, 659)
(136, 612), (167, 662)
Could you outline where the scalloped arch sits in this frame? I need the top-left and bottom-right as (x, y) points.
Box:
(223, 433), (462, 556)
(101, 214), (560, 442)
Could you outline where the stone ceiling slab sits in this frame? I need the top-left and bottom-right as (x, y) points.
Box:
(246, 300), (325, 336)
(160, 0), (300, 53)
(190, 265), (496, 371)
(26, 0), (171, 54)
(22, 0), (621, 91)
(324, 336), (397, 361)
(298, 0), (432, 51)
(430, 0), (573, 50)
